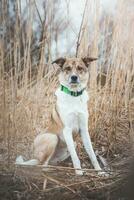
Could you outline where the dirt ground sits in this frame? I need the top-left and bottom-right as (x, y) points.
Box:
(0, 172), (133, 200)
(0, 174), (102, 200)
(0, 139), (133, 200)
(0, 152), (133, 200)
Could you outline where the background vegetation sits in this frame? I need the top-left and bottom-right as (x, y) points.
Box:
(0, 0), (134, 199)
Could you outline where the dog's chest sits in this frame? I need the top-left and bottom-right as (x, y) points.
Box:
(55, 88), (89, 131)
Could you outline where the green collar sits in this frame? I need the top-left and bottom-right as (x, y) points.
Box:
(61, 85), (85, 97)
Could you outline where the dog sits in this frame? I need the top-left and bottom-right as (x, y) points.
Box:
(16, 57), (103, 189)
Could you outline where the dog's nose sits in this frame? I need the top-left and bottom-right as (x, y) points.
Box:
(71, 75), (78, 82)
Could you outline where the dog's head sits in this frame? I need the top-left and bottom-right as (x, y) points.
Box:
(52, 57), (97, 91)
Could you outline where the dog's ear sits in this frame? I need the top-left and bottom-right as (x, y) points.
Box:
(52, 57), (66, 68)
(82, 57), (98, 67)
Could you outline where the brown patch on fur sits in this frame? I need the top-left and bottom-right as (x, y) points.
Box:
(82, 57), (98, 67)
(62, 58), (88, 75)
(33, 105), (64, 164)
(47, 105), (64, 135)
(52, 57), (66, 67)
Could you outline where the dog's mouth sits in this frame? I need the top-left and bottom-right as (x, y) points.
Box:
(70, 80), (79, 84)
(69, 81), (80, 89)
(69, 81), (80, 88)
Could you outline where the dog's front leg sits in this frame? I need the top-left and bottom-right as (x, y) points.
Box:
(79, 116), (101, 171)
(81, 128), (101, 170)
(63, 127), (83, 175)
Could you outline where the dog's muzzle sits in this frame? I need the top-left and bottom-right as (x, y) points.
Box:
(69, 75), (80, 84)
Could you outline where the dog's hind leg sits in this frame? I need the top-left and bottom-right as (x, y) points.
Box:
(34, 133), (58, 163)
(42, 151), (56, 190)
(34, 133), (58, 190)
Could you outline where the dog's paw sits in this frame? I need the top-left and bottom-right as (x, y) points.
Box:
(75, 169), (84, 176)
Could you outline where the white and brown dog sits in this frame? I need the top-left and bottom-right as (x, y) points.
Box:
(16, 57), (103, 187)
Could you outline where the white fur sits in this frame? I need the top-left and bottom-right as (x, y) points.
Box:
(15, 155), (39, 165)
(55, 87), (101, 175)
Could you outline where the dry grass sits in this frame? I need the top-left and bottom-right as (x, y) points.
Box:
(0, 0), (134, 194)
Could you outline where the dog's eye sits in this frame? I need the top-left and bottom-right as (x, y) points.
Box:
(65, 66), (71, 71)
(77, 66), (83, 71)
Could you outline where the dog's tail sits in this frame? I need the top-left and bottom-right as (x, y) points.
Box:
(15, 155), (39, 166)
